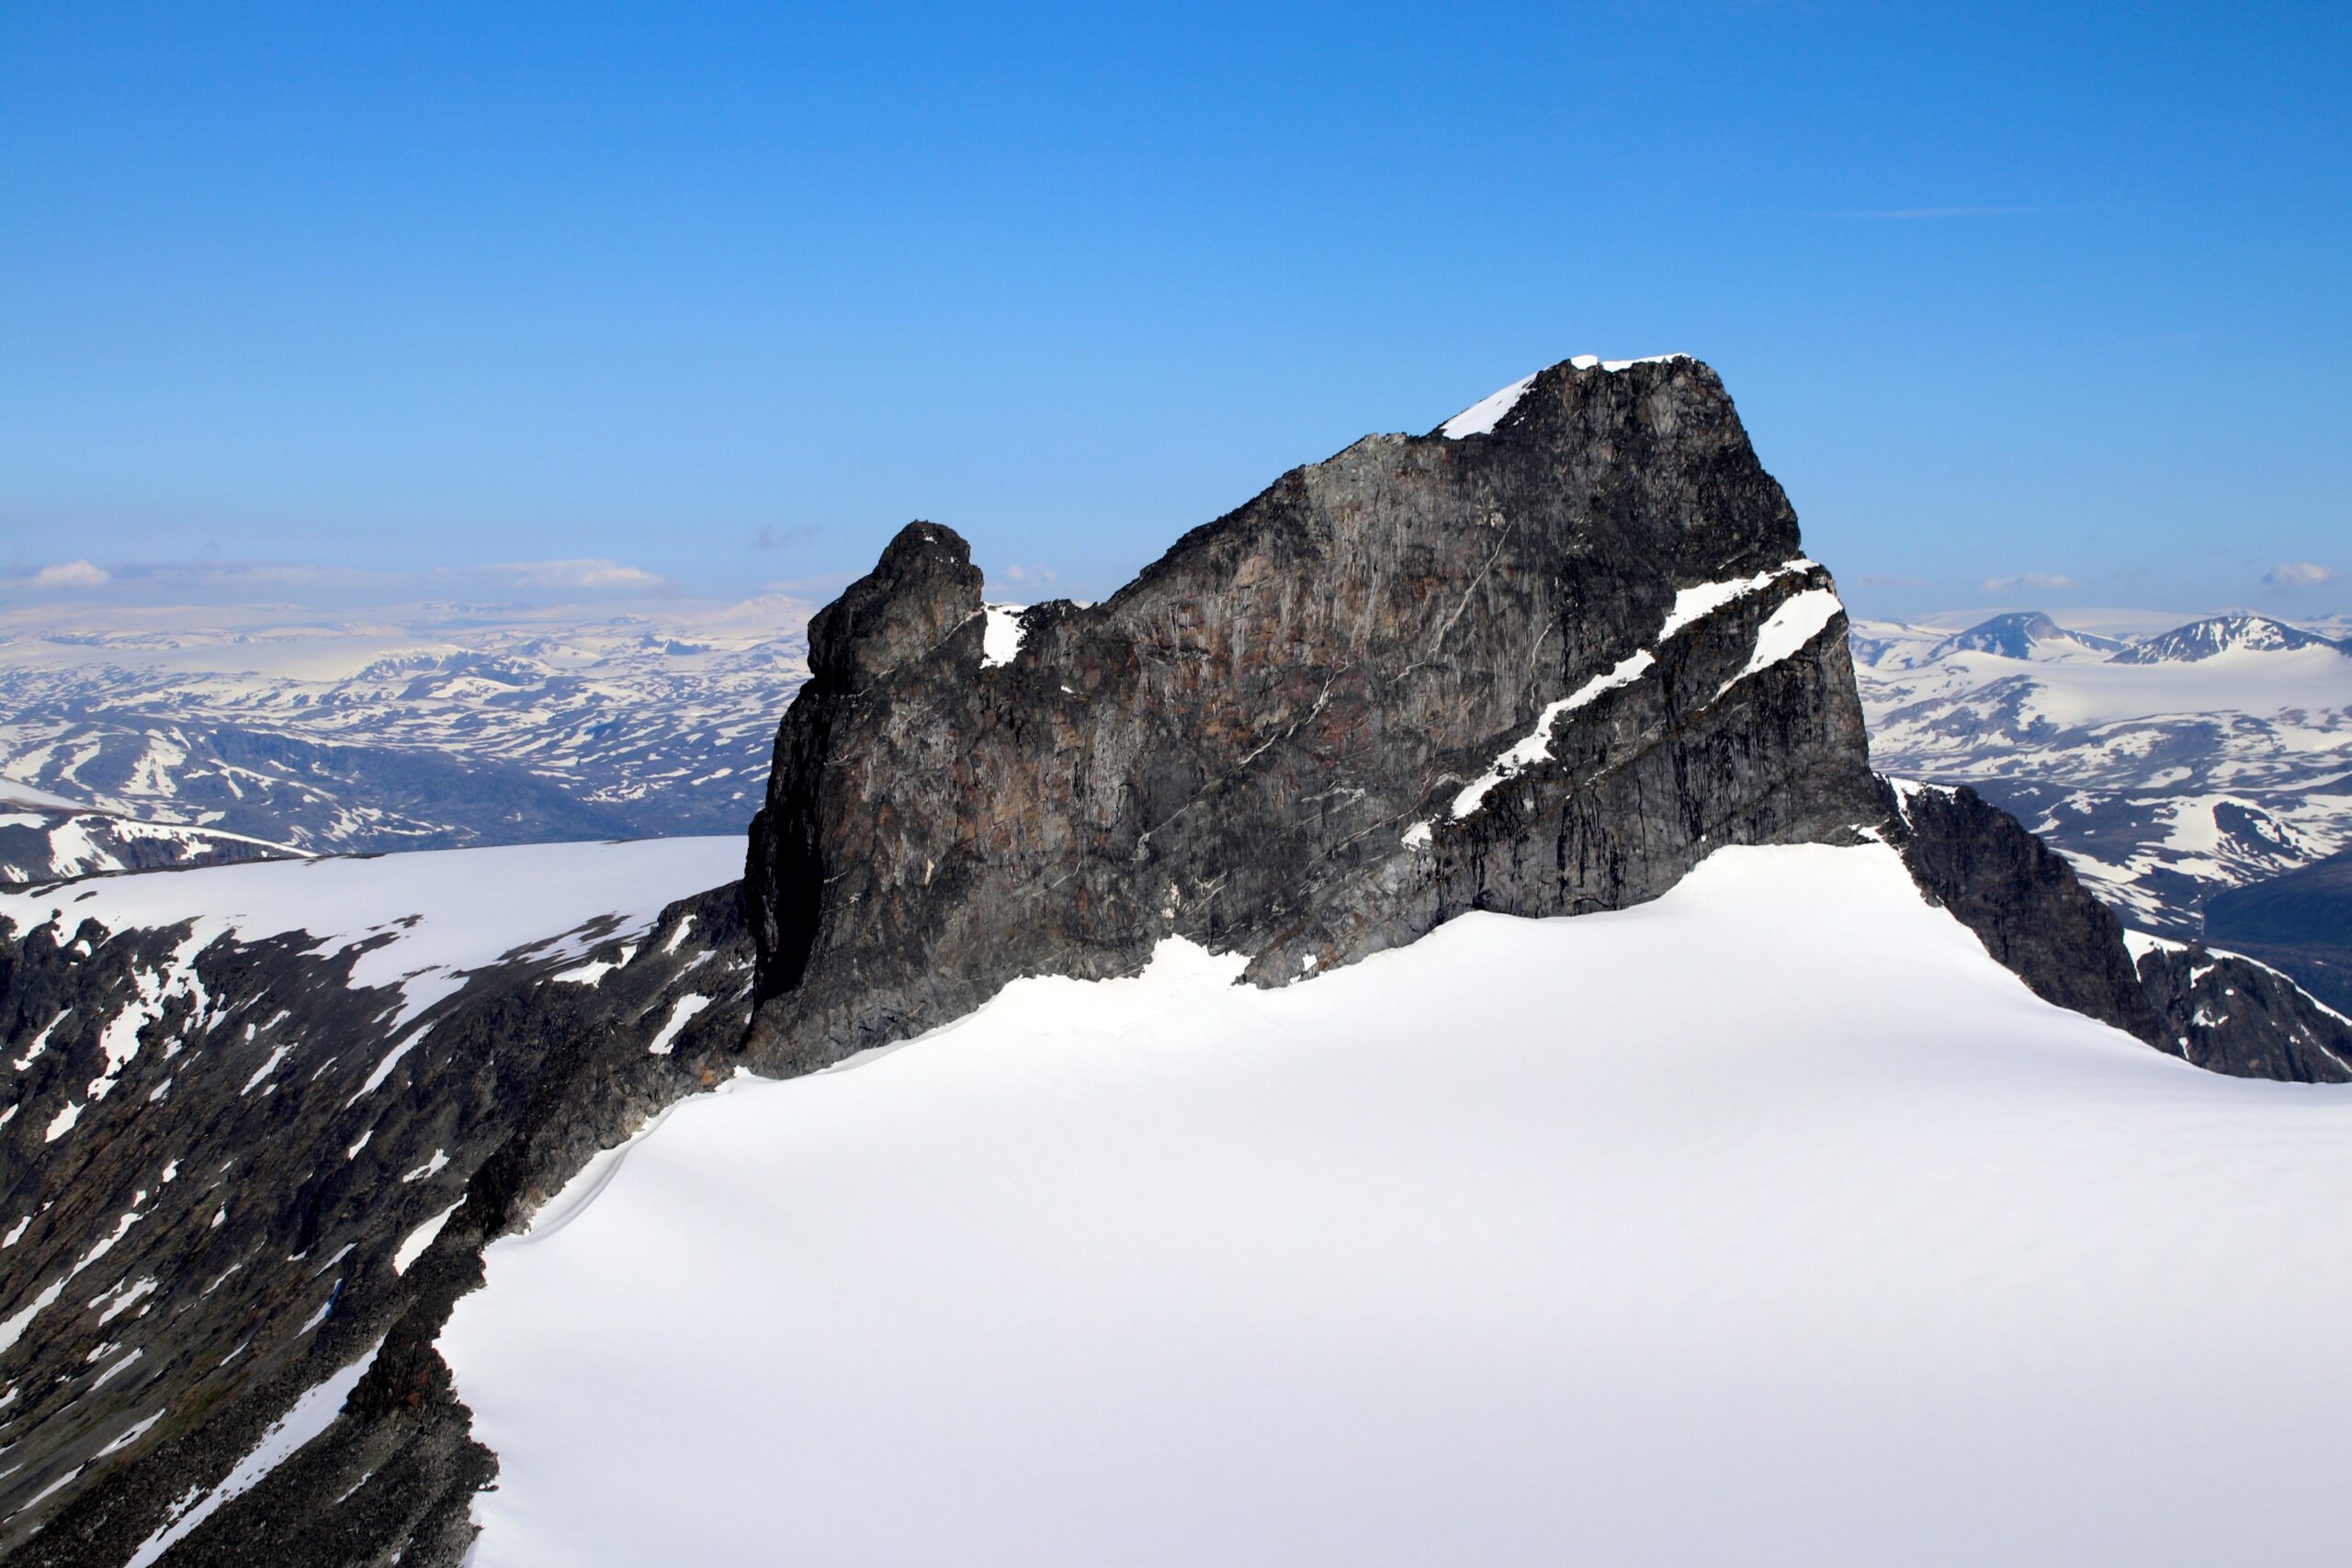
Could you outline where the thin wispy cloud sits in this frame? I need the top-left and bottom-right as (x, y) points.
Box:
(2264, 561), (2337, 588)
(1983, 572), (2076, 593)
(118, 560), (368, 590)
(488, 558), (668, 591)
(1826, 206), (2049, 220)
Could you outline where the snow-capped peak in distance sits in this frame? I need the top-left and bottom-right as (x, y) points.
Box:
(2108, 614), (2348, 665)
(1926, 611), (2126, 663)
(1437, 354), (1692, 438)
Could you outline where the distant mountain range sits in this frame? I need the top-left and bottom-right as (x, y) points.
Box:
(1853, 608), (2352, 1007)
(0, 597), (811, 879)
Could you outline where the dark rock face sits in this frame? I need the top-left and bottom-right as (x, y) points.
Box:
(2202, 845), (2352, 1016)
(746, 355), (1885, 1072)
(2133, 940), (2352, 1083)
(0, 885), (758, 1566)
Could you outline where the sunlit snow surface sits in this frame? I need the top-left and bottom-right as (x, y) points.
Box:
(445, 842), (2352, 1568)
(0, 837), (743, 1025)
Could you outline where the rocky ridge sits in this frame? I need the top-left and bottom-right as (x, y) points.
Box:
(0, 808), (293, 887)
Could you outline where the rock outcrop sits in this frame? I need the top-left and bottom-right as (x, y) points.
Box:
(2133, 936), (2352, 1082)
(745, 355), (1884, 1072)
(2201, 845), (2352, 1017)
(0, 879), (758, 1566)
(1885, 780), (2167, 1042)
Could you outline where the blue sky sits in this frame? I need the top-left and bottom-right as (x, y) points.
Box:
(3, 2), (2346, 620)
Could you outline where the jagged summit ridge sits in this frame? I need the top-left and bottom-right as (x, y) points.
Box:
(745, 353), (1883, 1071)
(1436, 354), (1690, 438)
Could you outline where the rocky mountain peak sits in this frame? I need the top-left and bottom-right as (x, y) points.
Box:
(745, 354), (1881, 1071)
(1928, 611), (2124, 661)
(9, 352), (2351, 1568)
(806, 521), (986, 685)
(2109, 613), (2343, 664)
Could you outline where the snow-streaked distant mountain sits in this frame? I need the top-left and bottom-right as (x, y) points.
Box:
(2110, 613), (2344, 664)
(0, 596), (812, 858)
(1854, 608), (2352, 938)
(0, 793), (299, 883)
(442, 842), (2352, 1568)
(1926, 611), (2125, 663)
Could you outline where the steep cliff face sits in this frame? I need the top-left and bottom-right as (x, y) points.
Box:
(2132, 938), (2352, 1083)
(746, 355), (1884, 1072)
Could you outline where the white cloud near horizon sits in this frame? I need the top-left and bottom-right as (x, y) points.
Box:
(489, 558), (669, 591)
(1982, 571), (2077, 593)
(2264, 561), (2337, 588)
(24, 559), (111, 589)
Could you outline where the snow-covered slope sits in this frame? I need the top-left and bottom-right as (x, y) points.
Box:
(1853, 610), (2352, 935)
(442, 841), (2352, 1568)
(0, 802), (298, 885)
(0, 597), (810, 853)
(0, 836), (753, 1548)
(1, 836), (745, 1037)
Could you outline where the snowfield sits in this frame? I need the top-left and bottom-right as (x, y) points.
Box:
(0, 837), (743, 1036)
(443, 841), (2352, 1568)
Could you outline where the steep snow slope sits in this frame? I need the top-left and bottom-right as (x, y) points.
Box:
(443, 841), (2352, 1568)
(0, 837), (743, 1030)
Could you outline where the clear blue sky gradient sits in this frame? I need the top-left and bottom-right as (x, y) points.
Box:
(4, 2), (2346, 618)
